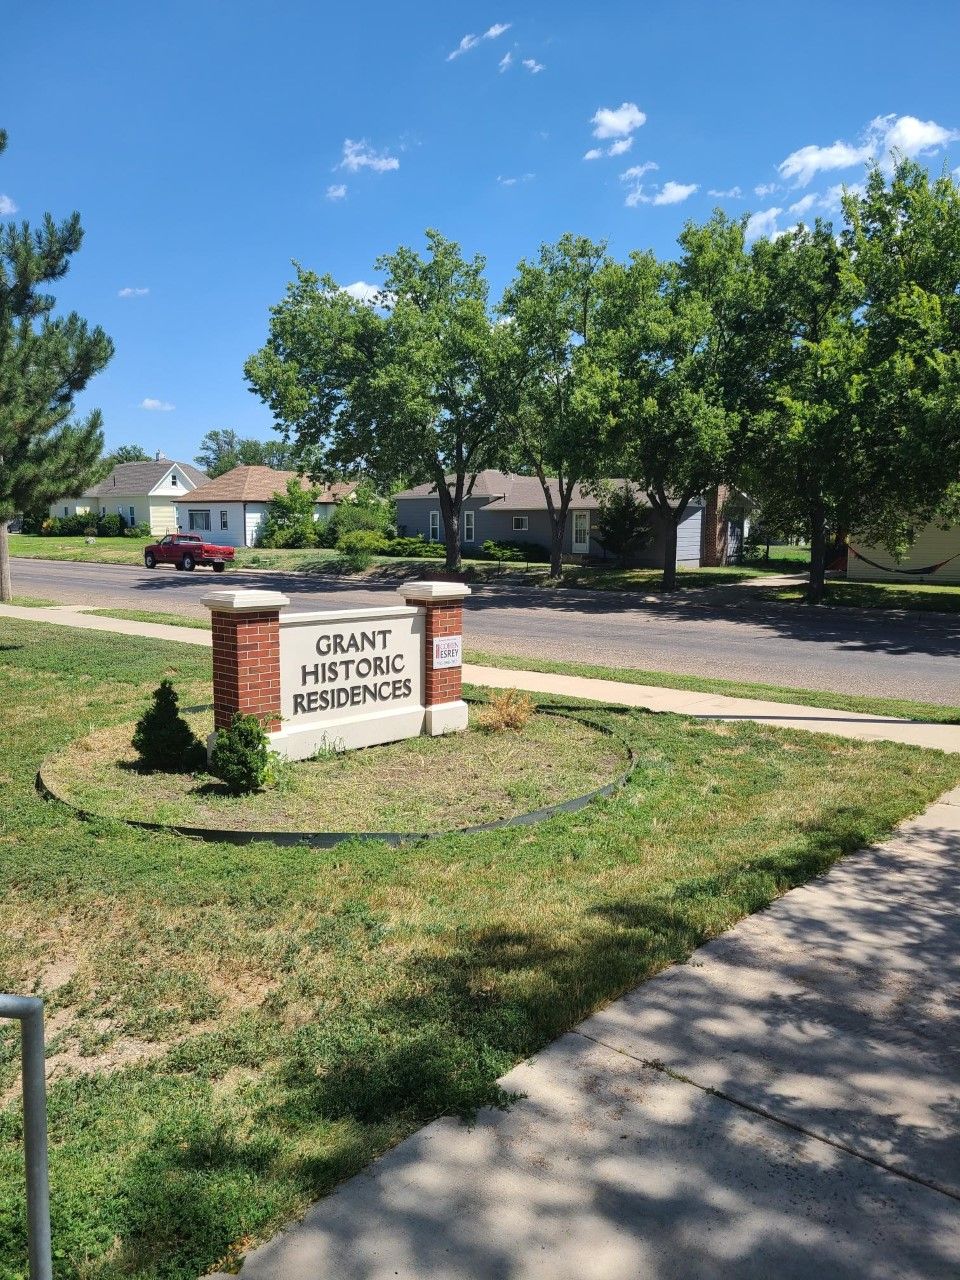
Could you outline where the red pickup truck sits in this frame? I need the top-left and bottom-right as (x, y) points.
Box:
(143, 533), (235, 572)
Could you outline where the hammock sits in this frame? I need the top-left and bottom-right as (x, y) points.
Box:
(848, 545), (960, 577)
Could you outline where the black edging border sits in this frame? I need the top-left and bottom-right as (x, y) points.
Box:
(36, 702), (638, 850)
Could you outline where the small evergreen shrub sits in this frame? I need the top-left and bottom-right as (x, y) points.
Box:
(475, 689), (535, 732)
(479, 539), (550, 564)
(381, 535), (445, 559)
(132, 680), (207, 772)
(210, 713), (271, 794)
(336, 528), (387, 570)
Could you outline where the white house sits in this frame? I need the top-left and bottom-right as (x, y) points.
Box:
(172, 465), (357, 547)
(49, 456), (208, 534)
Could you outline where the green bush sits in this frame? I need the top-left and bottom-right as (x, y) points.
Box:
(336, 528), (387, 571)
(210, 713), (272, 794)
(480, 539), (550, 563)
(98, 513), (126, 537)
(132, 680), (207, 772)
(127, 521), (152, 538)
(381, 535), (446, 559)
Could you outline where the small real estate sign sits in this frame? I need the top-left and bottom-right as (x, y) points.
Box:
(275, 605), (427, 757)
(432, 634), (462, 669)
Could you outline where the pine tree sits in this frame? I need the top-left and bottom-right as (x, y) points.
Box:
(0, 128), (113, 600)
(132, 680), (206, 773)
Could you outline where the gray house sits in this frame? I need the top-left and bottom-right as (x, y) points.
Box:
(393, 470), (728, 567)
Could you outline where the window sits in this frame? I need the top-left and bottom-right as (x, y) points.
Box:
(63, 507), (68, 517)
(573, 511), (590, 552)
(128, 506), (136, 525)
(463, 509), (475, 543)
(100, 506), (106, 517)
(188, 509), (211, 532)
(171, 473), (178, 486)
(429, 510), (441, 542)
(219, 509), (229, 530)
(512, 515), (529, 532)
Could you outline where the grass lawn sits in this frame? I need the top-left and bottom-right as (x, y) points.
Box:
(759, 578), (960, 614)
(44, 705), (623, 834)
(1, 621), (959, 1276)
(8, 596), (57, 608)
(85, 608), (210, 630)
(464, 649), (960, 725)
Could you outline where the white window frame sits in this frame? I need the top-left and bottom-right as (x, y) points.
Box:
(170, 473), (178, 486)
(188, 509), (212, 532)
(128, 506), (136, 525)
(219, 509), (229, 530)
(429, 510), (441, 542)
(573, 511), (590, 553)
(512, 515), (529, 532)
(463, 509), (475, 543)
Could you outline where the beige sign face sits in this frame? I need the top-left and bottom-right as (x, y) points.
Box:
(278, 606), (425, 754)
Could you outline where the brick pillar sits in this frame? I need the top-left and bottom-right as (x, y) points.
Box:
(402, 581), (471, 736)
(203, 590), (290, 734)
(701, 485), (730, 567)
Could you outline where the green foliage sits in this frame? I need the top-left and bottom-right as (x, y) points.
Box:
(194, 428), (294, 477)
(132, 680), (206, 773)
(210, 712), (272, 794)
(257, 477), (320, 548)
(497, 234), (617, 575)
(595, 485), (654, 566)
(335, 528), (387, 570)
(127, 521), (152, 538)
(328, 484), (395, 540)
(245, 230), (505, 571)
(0, 129), (114, 600)
(382, 534), (445, 558)
(97, 512), (126, 537)
(479, 538), (549, 563)
(102, 443), (150, 467)
(40, 512), (142, 538)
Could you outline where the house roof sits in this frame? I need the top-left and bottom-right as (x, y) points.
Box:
(177, 465), (357, 505)
(82, 460), (207, 497)
(393, 469), (637, 511)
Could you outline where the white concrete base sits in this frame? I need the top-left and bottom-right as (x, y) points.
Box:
(424, 700), (468, 737)
(268, 705), (427, 760)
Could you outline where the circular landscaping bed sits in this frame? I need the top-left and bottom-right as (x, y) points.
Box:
(39, 704), (630, 843)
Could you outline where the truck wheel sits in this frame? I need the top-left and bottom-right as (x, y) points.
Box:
(181, 554), (196, 571)
(144, 552), (156, 569)
(213, 561), (226, 573)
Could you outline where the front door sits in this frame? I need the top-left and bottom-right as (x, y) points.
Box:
(572, 511), (590, 554)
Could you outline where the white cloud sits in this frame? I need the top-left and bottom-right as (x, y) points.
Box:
(140, 397), (174, 412)
(339, 138), (399, 173)
(326, 183), (347, 200)
(652, 180), (698, 205)
(708, 186), (742, 198)
(788, 193), (816, 216)
(342, 281), (381, 304)
(522, 57), (545, 73)
(118, 286), (149, 298)
(583, 148), (603, 161)
(447, 33), (480, 59)
(745, 207), (783, 240)
(0, 194), (17, 215)
(499, 51), (512, 72)
(448, 22), (511, 59)
(755, 182), (779, 197)
(607, 137), (633, 157)
(778, 113), (960, 186)
(497, 173), (534, 185)
(621, 161), (658, 181)
(591, 102), (646, 139)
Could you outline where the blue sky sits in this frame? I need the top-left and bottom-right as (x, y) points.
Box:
(4, 0), (960, 465)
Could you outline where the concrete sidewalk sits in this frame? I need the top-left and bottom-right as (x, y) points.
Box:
(231, 789), (960, 1280)
(3, 601), (959, 753)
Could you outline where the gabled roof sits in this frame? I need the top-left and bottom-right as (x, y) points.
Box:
(177, 465), (357, 505)
(82, 460), (207, 498)
(393, 469), (638, 511)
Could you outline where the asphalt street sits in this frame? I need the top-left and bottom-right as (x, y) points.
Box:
(9, 556), (960, 705)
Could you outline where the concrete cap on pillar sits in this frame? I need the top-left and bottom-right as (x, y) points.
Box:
(201, 589), (291, 613)
(401, 581), (472, 603)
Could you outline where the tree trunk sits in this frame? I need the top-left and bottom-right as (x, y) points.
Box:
(808, 502), (827, 604)
(548, 503), (572, 579)
(0, 519), (12, 603)
(661, 518), (679, 592)
(442, 507), (462, 573)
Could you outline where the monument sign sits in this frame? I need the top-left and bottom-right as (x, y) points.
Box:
(202, 581), (470, 759)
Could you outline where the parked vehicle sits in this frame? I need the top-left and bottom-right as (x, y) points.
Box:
(143, 533), (235, 572)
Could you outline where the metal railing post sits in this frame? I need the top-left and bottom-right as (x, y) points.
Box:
(1, 995), (52, 1280)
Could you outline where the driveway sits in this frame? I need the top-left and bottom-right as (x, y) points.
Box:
(230, 790), (960, 1280)
(11, 556), (960, 705)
